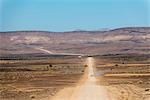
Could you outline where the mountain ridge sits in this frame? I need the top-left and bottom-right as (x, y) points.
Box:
(0, 27), (150, 55)
(1, 27), (150, 33)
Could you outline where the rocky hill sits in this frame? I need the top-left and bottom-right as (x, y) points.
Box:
(0, 27), (150, 55)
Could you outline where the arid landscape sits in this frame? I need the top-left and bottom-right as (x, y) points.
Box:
(0, 27), (150, 55)
(95, 54), (150, 100)
(0, 27), (150, 100)
(0, 55), (86, 100)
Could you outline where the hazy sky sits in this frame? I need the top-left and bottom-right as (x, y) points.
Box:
(0, 0), (150, 31)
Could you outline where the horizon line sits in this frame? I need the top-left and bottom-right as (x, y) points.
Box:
(0, 26), (150, 33)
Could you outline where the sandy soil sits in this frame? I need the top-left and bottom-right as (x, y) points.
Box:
(0, 54), (149, 100)
(95, 56), (150, 100)
(0, 56), (85, 100)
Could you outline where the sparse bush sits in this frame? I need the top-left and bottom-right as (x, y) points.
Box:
(145, 89), (149, 91)
(115, 64), (118, 66)
(138, 81), (143, 84)
(49, 64), (53, 67)
(30, 95), (35, 99)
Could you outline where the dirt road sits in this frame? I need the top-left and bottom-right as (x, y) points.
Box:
(51, 57), (109, 100)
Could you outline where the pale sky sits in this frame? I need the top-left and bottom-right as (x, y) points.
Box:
(0, 0), (150, 31)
